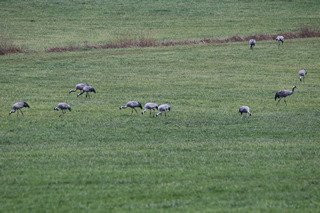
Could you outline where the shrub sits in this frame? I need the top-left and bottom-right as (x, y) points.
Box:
(0, 37), (23, 55)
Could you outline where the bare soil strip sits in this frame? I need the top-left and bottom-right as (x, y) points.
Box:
(46, 28), (320, 53)
(1, 28), (320, 55)
(0, 42), (23, 55)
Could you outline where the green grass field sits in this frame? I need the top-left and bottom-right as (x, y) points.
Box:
(1, 0), (320, 50)
(1, 0), (320, 212)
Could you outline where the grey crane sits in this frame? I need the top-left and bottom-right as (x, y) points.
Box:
(142, 102), (158, 116)
(239, 106), (251, 116)
(77, 85), (96, 98)
(249, 39), (256, 50)
(69, 83), (89, 94)
(298, 69), (307, 82)
(156, 104), (171, 117)
(54, 102), (71, 116)
(276, 35), (284, 45)
(119, 101), (143, 114)
(275, 86), (297, 105)
(9, 101), (30, 115)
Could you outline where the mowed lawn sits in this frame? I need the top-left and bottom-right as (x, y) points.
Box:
(1, 0), (320, 212)
(1, 38), (320, 211)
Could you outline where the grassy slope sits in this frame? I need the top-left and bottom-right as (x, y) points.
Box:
(1, 0), (320, 50)
(1, 0), (320, 211)
(1, 39), (320, 211)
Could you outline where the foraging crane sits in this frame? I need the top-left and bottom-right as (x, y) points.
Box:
(276, 35), (284, 45)
(9, 101), (30, 115)
(54, 102), (71, 116)
(119, 101), (142, 114)
(239, 106), (251, 116)
(298, 69), (307, 82)
(69, 83), (89, 94)
(156, 104), (171, 117)
(249, 39), (256, 50)
(77, 85), (96, 98)
(142, 102), (158, 116)
(275, 86), (297, 105)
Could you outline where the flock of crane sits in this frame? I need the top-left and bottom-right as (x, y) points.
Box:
(240, 36), (307, 116)
(8, 82), (171, 117)
(8, 35), (308, 117)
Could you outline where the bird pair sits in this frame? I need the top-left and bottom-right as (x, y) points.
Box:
(240, 85), (297, 117)
(120, 101), (171, 117)
(69, 83), (96, 97)
(9, 101), (71, 117)
(249, 35), (284, 49)
(274, 68), (308, 105)
(240, 84), (298, 117)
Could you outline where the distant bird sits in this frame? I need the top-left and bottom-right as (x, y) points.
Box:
(77, 85), (96, 98)
(54, 102), (71, 116)
(9, 101), (30, 115)
(276, 35), (284, 45)
(298, 69), (307, 82)
(275, 86), (297, 105)
(156, 104), (171, 117)
(142, 102), (158, 116)
(249, 39), (256, 49)
(239, 106), (251, 116)
(69, 83), (89, 94)
(119, 101), (143, 114)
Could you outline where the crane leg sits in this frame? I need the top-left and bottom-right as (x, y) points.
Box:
(59, 111), (65, 117)
(69, 89), (76, 94)
(77, 91), (84, 97)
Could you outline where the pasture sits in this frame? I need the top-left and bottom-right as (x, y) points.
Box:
(1, 0), (320, 212)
